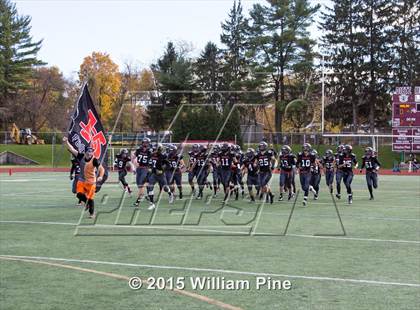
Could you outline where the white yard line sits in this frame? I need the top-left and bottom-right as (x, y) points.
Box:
(0, 254), (419, 288)
(0, 256), (242, 310)
(1, 220), (419, 244)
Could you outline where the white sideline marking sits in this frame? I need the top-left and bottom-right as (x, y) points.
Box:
(0, 220), (75, 226)
(0, 254), (419, 288)
(0, 178), (58, 182)
(1, 189), (68, 197)
(220, 209), (420, 222)
(1, 220), (420, 244)
(286, 234), (420, 244)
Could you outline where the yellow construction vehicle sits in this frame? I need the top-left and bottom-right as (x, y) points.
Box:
(10, 123), (45, 144)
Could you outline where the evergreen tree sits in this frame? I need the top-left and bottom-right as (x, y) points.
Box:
(194, 41), (223, 105)
(146, 42), (193, 131)
(391, 0), (420, 87)
(358, 0), (396, 132)
(320, 0), (365, 131)
(151, 42), (193, 107)
(0, 0), (43, 125)
(220, 0), (249, 103)
(247, 0), (319, 140)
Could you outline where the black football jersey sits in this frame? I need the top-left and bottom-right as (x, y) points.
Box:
(134, 148), (151, 168)
(257, 150), (275, 172)
(149, 152), (169, 172)
(210, 151), (219, 168)
(337, 153), (358, 172)
(335, 152), (343, 170)
(243, 158), (258, 176)
(311, 161), (321, 175)
(114, 155), (131, 171)
(278, 153), (297, 171)
(297, 152), (316, 173)
(194, 152), (209, 170)
(361, 156), (381, 172)
(188, 151), (199, 168)
(219, 151), (236, 170)
(70, 160), (81, 176)
(322, 156), (335, 171)
(235, 152), (244, 168)
(166, 153), (183, 171)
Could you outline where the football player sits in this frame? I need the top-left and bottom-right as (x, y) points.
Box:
(256, 141), (275, 204)
(63, 137), (105, 219)
(230, 145), (244, 200)
(114, 148), (132, 195)
(322, 149), (335, 194)
(187, 144), (200, 195)
(70, 156), (82, 206)
(242, 148), (259, 202)
(218, 143), (237, 203)
(309, 149), (322, 200)
(193, 145), (211, 199)
(297, 143), (316, 206)
(278, 145), (297, 201)
(165, 144), (185, 200)
(337, 144), (358, 204)
(209, 144), (221, 197)
(335, 144), (345, 199)
(147, 143), (173, 209)
(360, 147), (381, 200)
(133, 138), (152, 207)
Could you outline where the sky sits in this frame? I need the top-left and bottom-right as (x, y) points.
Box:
(14, 0), (332, 80)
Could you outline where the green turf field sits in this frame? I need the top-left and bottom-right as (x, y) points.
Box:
(0, 172), (419, 309)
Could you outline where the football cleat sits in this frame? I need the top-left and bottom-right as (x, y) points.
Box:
(302, 200), (307, 207)
(169, 194), (174, 204)
(148, 203), (156, 210)
(314, 194), (319, 200)
(309, 186), (316, 195)
(278, 194), (283, 201)
(336, 194), (341, 199)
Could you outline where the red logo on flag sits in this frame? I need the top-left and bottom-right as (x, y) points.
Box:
(79, 110), (106, 158)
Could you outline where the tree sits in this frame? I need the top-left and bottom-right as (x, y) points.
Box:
(146, 42), (193, 131)
(320, 0), (365, 131)
(320, 0), (408, 132)
(358, 0), (395, 132)
(248, 0), (319, 140)
(220, 0), (249, 104)
(151, 42), (193, 107)
(0, 0), (43, 128)
(194, 42), (223, 105)
(13, 66), (74, 131)
(391, 0), (420, 87)
(79, 52), (121, 128)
